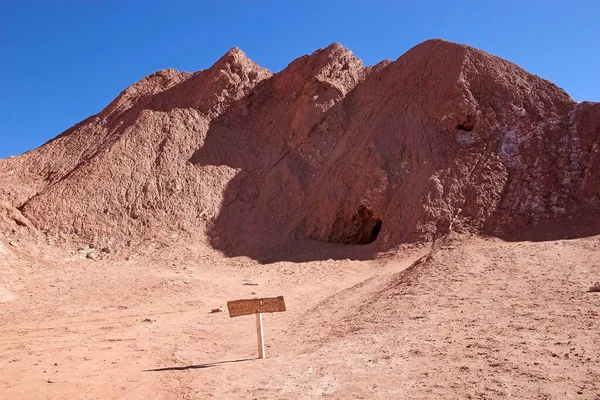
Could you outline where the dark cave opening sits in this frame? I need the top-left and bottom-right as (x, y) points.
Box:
(328, 206), (383, 245)
(371, 219), (383, 242)
(347, 205), (383, 245)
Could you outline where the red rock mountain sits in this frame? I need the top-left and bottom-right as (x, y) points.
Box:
(1, 39), (599, 260)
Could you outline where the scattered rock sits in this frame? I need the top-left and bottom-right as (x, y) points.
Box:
(588, 282), (600, 292)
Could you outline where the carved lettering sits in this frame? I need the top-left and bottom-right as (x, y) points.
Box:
(227, 296), (286, 317)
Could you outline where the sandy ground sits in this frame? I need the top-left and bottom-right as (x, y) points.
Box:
(0, 234), (599, 399)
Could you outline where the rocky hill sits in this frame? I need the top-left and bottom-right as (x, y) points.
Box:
(1, 39), (599, 260)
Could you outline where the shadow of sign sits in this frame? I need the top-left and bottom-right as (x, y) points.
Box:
(144, 358), (254, 372)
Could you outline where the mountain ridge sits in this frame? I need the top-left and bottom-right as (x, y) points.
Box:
(1, 39), (598, 261)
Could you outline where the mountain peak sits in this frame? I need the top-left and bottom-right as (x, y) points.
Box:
(313, 42), (353, 60)
(212, 46), (252, 68)
(322, 42), (345, 51)
(280, 41), (363, 82)
(206, 46), (271, 81)
(223, 46), (246, 58)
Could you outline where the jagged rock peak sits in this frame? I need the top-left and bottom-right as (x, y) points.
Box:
(210, 46), (271, 75)
(223, 46), (245, 57)
(215, 46), (247, 64)
(317, 42), (348, 55)
(309, 42), (358, 65)
(277, 42), (365, 95)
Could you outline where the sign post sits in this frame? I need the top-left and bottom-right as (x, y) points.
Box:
(227, 296), (286, 359)
(256, 313), (265, 359)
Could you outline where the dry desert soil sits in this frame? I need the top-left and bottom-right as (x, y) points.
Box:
(1, 235), (599, 399)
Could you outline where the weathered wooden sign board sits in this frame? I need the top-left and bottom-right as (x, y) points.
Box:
(227, 296), (286, 317)
(227, 296), (286, 359)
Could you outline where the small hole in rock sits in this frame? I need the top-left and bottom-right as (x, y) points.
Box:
(456, 124), (474, 132)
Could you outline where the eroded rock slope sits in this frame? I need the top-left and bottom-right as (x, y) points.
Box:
(1, 39), (598, 259)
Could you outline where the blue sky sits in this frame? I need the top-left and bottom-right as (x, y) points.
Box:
(1, 1), (598, 158)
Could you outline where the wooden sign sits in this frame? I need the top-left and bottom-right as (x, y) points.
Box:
(227, 296), (286, 318)
(226, 296), (286, 359)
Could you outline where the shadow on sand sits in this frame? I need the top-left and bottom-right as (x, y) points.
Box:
(144, 358), (254, 372)
(486, 212), (600, 243)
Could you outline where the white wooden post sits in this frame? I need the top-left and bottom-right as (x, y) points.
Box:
(256, 312), (265, 359)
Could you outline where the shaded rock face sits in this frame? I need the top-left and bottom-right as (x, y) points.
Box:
(1, 39), (599, 260)
(0, 48), (271, 249)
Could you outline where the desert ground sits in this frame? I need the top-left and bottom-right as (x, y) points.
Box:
(1, 233), (598, 399)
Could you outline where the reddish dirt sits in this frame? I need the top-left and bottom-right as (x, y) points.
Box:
(0, 39), (599, 399)
(0, 235), (598, 399)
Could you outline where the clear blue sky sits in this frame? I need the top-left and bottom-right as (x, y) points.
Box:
(1, 1), (598, 158)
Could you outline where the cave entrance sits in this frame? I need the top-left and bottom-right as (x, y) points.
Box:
(371, 219), (382, 241)
(328, 205), (383, 245)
